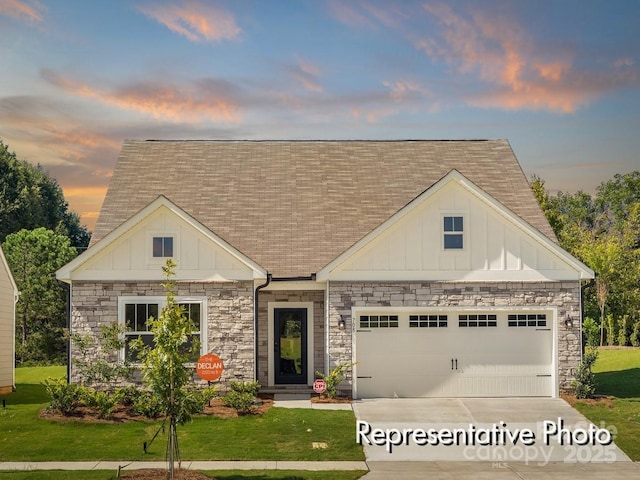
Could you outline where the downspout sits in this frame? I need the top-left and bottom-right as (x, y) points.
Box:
(324, 279), (330, 375)
(56, 280), (72, 384)
(254, 273), (272, 382)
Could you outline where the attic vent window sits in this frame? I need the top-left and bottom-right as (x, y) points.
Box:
(153, 236), (173, 257)
(443, 216), (464, 249)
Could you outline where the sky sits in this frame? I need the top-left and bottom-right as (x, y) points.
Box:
(1, 0), (639, 231)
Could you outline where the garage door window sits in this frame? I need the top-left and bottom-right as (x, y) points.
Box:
(458, 314), (497, 327)
(359, 315), (398, 328)
(508, 314), (547, 327)
(409, 315), (448, 328)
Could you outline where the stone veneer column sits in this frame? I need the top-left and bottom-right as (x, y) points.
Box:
(328, 281), (582, 395)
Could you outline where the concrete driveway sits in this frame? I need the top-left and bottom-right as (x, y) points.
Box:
(353, 398), (631, 464)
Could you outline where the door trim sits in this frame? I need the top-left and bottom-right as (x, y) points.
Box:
(268, 302), (314, 386)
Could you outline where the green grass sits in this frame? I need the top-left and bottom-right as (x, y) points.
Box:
(591, 348), (640, 398)
(571, 348), (640, 461)
(0, 367), (364, 462)
(0, 471), (367, 480)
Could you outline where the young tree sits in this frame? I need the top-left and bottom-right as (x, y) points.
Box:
(2, 228), (77, 363)
(132, 259), (205, 479)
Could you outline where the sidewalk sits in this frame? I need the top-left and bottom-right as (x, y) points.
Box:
(0, 460), (368, 471)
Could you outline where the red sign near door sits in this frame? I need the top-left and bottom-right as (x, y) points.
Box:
(196, 353), (224, 381)
(313, 379), (326, 394)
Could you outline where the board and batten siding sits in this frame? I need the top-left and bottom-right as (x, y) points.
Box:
(69, 205), (256, 282)
(328, 181), (583, 282)
(0, 246), (17, 394)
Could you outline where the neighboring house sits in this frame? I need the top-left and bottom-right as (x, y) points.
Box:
(0, 245), (18, 395)
(57, 140), (594, 398)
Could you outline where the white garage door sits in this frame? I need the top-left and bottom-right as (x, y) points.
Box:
(354, 310), (553, 398)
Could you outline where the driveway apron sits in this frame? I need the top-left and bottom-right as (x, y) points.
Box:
(352, 398), (631, 464)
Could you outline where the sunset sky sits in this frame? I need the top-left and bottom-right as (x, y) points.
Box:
(1, 0), (639, 231)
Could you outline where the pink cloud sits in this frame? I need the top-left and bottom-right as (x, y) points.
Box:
(41, 69), (242, 123)
(0, 0), (44, 23)
(327, 0), (406, 29)
(286, 58), (324, 93)
(139, 0), (240, 42)
(419, 2), (640, 113)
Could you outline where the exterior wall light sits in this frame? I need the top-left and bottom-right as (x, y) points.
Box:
(338, 318), (346, 330)
(564, 315), (573, 329)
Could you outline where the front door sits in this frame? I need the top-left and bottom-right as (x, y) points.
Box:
(274, 308), (307, 384)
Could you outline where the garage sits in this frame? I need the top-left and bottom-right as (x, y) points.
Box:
(353, 308), (554, 398)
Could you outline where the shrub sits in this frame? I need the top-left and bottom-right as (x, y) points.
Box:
(572, 347), (599, 399)
(84, 388), (121, 419)
(315, 362), (355, 398)
(222, 381), (260, 414)
(116, 385), (142, 406)
(618, 315), (631, 346)
(228, 380), (260, 396)
(631, 321), (640, 347)
(582, 317), (600, 348)
(43, 377), (84, 415)
(132, 390), (163, 419)
(222, 391), (256, 414)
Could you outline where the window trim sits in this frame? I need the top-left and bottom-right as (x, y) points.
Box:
(118, 296), (207, 362)
(148, 232), (178, 262)
(442, 214), (466, 251)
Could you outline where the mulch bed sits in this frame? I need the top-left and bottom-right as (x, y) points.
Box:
(40, 395), (274, 423)
(121, 468), (213, 479)
(310, 394), (352, 404)
(561, 393), (615, 408)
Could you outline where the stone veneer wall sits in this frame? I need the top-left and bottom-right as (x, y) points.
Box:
(328, 281), (582, 395)
(70, 281), (254, 387)
(257, 290), (325, 387)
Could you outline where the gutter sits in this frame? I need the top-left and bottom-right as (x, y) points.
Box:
(254, 273), (272, 381)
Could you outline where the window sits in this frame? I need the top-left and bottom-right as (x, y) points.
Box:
(458, 314), (497, 327)
(119, 297), (206, 362)
(153, 236), (174, 257)
(409, 315), (448, 328)
(508, 314), (547, 327)
(359, 315), (399, 328)
(443, 216), (464, 249)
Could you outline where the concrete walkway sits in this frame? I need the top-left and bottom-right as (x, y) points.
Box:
(0, 461), (367, 472)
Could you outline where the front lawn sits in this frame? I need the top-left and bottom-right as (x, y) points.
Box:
(571, 348), (640, 461)
(0, 471), (366, 480)
(0, 367), (364, 462)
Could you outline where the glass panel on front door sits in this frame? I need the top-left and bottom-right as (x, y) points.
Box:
(274, 308), (307, 384)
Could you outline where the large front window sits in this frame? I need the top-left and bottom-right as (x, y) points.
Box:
(119, 296), (206, 362)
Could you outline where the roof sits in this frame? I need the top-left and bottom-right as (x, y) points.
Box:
(91, 140), (557, 278)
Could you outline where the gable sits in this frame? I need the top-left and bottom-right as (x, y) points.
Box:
(57, 197), (266, 282)
(318, 172), (593, 281)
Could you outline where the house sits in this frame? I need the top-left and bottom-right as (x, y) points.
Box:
(0, 245), (18, 395)
(57, 140), (594, 398)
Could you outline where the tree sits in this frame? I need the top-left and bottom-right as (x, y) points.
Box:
(531, 172), (640, 346)
(0, 139), (90, 249)
(575, 231), (625, 345)
(2, 228), (77, 363)
(132, 260), (207, 479)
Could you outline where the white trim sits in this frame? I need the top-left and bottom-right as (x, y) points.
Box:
(57, 195), (268, 282)
(267, 302), (314, 387)
(351, 305), (558, 399)
(317, 170), (594, 281)
(0, 246), (18, 391)
(117, 295), (208, 361)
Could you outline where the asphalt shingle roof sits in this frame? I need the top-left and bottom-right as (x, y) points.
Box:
(91, 140), (556, 278)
